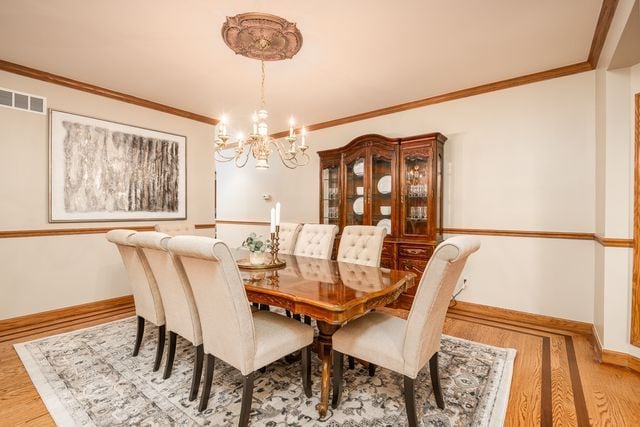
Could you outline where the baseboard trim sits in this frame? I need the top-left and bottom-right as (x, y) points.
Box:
(0, 295), (134, 336)
(591, 325), (640, 373)
(448, 300), (594, 335)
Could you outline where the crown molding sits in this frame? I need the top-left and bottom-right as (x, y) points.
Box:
(0, 59), (219, 125)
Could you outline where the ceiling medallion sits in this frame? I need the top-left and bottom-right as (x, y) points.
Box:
(215, 12), (308, 170)
(221, 12), (303, 61)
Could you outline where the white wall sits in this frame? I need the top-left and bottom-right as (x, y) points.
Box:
(0, 70), (216, 319)
(217, 72), (597, 322)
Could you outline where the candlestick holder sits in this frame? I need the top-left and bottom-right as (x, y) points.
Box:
(269, 225), (286, 268)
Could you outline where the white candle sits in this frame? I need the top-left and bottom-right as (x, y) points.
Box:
(289, 116), (295, 137)
(270, 208), (276, 233)
(300, 127), (307, 147)
(252, 112), (258, 135)
(275, 202), (281, 226)
(220, 114), (228, 136)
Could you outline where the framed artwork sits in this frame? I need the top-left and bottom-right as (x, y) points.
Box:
(49, 110), (187, 222)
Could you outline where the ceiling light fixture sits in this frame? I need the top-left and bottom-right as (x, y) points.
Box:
(214, 12), (308, 169)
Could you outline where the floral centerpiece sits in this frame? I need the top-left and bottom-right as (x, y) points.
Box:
(242, 233), (271, 265)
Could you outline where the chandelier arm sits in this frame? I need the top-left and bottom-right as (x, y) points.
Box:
(235, 146), (251, 168)
(214, 150), (237, 162)
(269, 139), (307, 169)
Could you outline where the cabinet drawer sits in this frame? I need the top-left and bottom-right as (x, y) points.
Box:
(399, 258), (427, 275)
(381, 242), (394, 257)
(380, 256), (393, 269)
(398, 245), (433, 259)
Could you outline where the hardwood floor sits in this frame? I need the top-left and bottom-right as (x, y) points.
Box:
(1, 302), (639, 426)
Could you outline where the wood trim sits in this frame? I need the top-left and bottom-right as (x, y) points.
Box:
(587, 0), (620, 68)
(270, 62), (592, 139)
(0, 295), (133, 335)
(0, 59), (218, 125)
(594, 234), (633, 248)
(444, 227), (594, 241)
(633, 93), (640, 346)
(0, 223), (216, 239)
(214, 219), (271, 226)
(593, 327), (640, 374)
(449, 300), (594, 335)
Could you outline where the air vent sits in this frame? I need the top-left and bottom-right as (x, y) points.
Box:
(0, 87), (47, 114)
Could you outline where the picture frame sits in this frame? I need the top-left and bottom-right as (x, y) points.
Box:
(49, 109), (187, 222)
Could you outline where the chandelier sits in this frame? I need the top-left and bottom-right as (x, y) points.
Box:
(214, 12), (309, 170)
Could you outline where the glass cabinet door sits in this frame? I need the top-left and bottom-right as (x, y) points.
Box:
(402, 153), (430, 236)
(370, 150), (394, 236)
(321, 164), (340, 225)
(344, 152), (366, 226)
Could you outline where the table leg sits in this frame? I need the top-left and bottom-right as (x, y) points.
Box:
(316, 321), (340, 417)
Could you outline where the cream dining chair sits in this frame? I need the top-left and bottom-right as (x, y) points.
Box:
(293, 224), (339, 260)
(131, 231), (204, 401)
(331, 236), (480, 427)
(277, 222), (302, 254)
(106, 229), (166, 371)
(155, 222), (196, 236)
(167, 236), (315, 424)
(336, 225), (386, 371)
(336, 225), (386, 267)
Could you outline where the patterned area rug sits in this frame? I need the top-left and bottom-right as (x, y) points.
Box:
(15, 317), (515, 426)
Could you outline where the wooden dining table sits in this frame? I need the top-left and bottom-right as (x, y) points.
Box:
(233, 249), (417, 417)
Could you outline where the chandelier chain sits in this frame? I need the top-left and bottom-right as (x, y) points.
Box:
(260, 60), (266, 110)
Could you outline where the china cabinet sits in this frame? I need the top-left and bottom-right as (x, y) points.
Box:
(318, 133), (446, 303)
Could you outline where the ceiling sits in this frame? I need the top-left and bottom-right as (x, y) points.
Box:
(0, 0), (603, 133)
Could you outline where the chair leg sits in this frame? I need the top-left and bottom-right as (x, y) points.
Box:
(303, 316), (311, 325)
(302, 345), (312, 397)
(331, 350), (343, 409)
(368, 363), (377, 377)
(163, 331), (177, 379)
(293, 313), (301, 322)
(285, 310), (292, 318)
(132, 316), (145, 357)
(153, 325), (166, 372)
(259, 304), (270, 311)
(198, 354), (215, 412)
(189, 344), (204, 401)
(348, 356), (355, 369)
(239, 372), (255, 427)
(404, 376), (418, 427)
(429, 352), (445, 409)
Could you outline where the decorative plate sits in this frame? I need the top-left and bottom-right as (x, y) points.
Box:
(353, 196), (364, 215)
(352, 159), (365, 176)
(377, 219), (392, 235)
(377, 175), (392, 194)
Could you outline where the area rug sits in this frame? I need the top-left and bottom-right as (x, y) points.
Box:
(15, 317), (515, 426)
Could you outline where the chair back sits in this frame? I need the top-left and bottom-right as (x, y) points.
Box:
(336, 225), (385, 267)
(167, 236), (255, 374)
(278, 222), (302, 254)
(155, 222), (196, 236)
(293, 224), (339, 260)
(132, 232), (202, 346)
(106, 229), (165, 326)
(403, 236), (480, 377)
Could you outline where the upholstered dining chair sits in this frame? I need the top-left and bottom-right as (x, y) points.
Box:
(278, 222), (302, 254)
(331, 236), (480, 427)
(337, 225), (386, 267)
(167, 236), (315, 424)
(131, 231), (204, 401)
(106, 229), (166, 371)
(155, 222), (196, 236)
(336, 225), (386, 371)
(293, 224), (339, 260)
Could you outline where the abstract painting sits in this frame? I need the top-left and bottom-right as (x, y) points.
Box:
(49, 110), (186, 222)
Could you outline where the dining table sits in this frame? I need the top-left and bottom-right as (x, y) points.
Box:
(232, 249), (417, 417)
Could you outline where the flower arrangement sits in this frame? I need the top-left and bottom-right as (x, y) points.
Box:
(242, 233), (271, 266)
(242, 233), (270, 252)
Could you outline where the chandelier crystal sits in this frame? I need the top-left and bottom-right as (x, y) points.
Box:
(214, 60), (309, 169)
